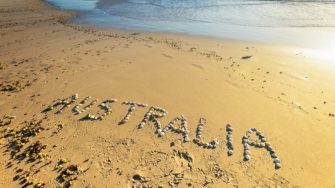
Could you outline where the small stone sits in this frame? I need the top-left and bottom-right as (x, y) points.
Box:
(226, 124), (233, 131)
(244, 150), (251, 156)
(271, 153), (277, 158)
(275, 162), (282, 169)
(274, 158), (281, 164)
(158, 132), (165, 137)
(228, 150), (233, 156)
(244, 154), (251, 161)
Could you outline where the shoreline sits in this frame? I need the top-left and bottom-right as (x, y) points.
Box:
(1, 0), (335, 187)
(45, 0), (335, 61)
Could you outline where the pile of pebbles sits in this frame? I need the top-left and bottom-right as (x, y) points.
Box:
(0, 115), (15, 126)
(0, 80), (26, 92)
(226, 124), (234, 156)
(55, 158), (68, 170)
(123, 101), (148, 108)
(21, 141), (48, 162)
(13, 168), (46, 188)
(193, 118), (219, 149)
(155, 115), (190, 142)
(72, 96), (98, 115)
(138, 106), (167, 129)
(84, 99), (117, 120)
(56, 165), (81, 187)
(44, 94), (79, 114)
(97, 99), (117, 120)
(242, 128), (281, 169)
(3, 119), (45, 158)
(119, 101), (148, 125)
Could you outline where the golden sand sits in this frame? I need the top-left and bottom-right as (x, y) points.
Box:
(1, 0), (335, 187)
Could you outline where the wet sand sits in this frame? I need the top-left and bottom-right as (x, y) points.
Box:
(1, 0), (335, 187)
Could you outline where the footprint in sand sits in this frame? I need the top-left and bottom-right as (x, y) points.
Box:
(241, 55), (252, 60)
(162, 53), (173, 58)
(191, 64), (204, 70)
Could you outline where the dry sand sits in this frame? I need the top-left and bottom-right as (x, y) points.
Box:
(1, 0), (335, 187)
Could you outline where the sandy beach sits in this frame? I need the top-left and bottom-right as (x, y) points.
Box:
(1, 0), (335, 187)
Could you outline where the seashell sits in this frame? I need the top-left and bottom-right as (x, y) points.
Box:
(275, 162), (281, 169)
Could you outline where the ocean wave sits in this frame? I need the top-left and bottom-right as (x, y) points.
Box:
(92, 0), (335, 27)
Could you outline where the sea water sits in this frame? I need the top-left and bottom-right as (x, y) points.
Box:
(46, 0), (335, 59)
